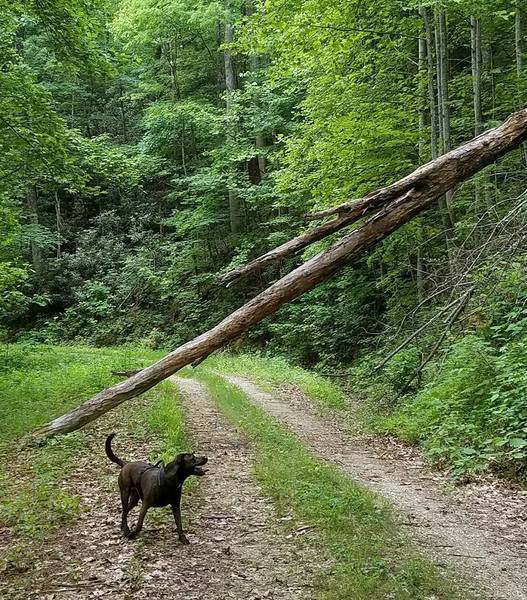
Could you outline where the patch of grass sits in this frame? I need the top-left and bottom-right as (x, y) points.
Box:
(142, 381), (189, 461)
(0, 434), (84, 541)
(0, 343), (163, 565)
(204, 352), (349, 411)
(0, 342), (162, 441)
(197, 371), (466, 600)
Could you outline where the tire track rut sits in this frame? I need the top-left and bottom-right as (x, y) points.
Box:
(224, 374), (527, 600)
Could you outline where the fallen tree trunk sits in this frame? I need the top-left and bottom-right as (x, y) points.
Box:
(34, 109), (527, 439)
(219, 111), (527, 285)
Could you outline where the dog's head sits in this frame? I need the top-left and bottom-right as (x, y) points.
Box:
(165, 452), (208, 479)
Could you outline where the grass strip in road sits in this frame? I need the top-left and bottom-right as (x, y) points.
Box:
(197, 370), (465, 600)
(203, 352), (349, 412)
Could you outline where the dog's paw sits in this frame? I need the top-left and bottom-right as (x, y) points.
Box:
(179, 534), (190, 545)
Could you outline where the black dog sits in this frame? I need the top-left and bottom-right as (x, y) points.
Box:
(105, 433), (207, 543)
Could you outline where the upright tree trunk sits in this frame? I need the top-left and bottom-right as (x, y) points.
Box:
(421, 6), (438, 159)
(434, 6), (455, 256)
(27, 186), (42, 274)
(516, 3), (523, 79)
(55, 191), (62, 260)
(33, 110), (527, 438)
(224, 18), (243, 234)
(119, 85), (128, 142)
(471, 16), (484, 209)
(417, 9), (428, 301)
(516, 3), (527, 164)
(247, 1), (267, 181)
(471, 17), (483, 136)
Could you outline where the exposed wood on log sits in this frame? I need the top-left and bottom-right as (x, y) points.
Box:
(33, 109), (527, 439)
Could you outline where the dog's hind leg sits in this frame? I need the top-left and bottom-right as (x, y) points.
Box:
(127, 488), (140, 512)
(120, 487), (132, 535)
(171, 488), (189, 545)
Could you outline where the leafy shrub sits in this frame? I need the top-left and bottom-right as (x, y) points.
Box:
(384, 335), (527, 479)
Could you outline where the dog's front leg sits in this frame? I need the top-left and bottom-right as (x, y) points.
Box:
(127, 503), (149, 539)
(171, 488), (189, 545)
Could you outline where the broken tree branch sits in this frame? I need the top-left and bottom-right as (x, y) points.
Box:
(220, 115), (527, 286)
(374, 294), (468, 372)
(395, 288), (473, 398)
(33, 109), (527, 439)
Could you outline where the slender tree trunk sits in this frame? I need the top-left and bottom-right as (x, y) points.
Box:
(434, 6), (455, 257)
(119, 85), (128, 142)
(421, 6), (438, 159)
(417, 8), (428, 301)
(27, 186), (42, 274)
(167, 41), (181, 100)
(517, 3), (523, 79)
(471, 17), (483, 136)
(471, 16), (484, 210)
(33, 110), (527, 438)
(224, 17), (243, 234)
(248, 21), (266, 181)
(181, 120), (188, 176)
(55, 191), (62, 259)
(516, 3), (527, 164)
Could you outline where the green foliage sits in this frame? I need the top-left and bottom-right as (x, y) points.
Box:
(1, 0), (527, 483)
(0, 343), (161, 439)
(384, 334), (527, 479)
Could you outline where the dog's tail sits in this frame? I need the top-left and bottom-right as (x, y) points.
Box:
(105, 433), (125, 467)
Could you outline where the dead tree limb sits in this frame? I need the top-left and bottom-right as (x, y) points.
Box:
(33, 109), (527, 439)
(396, 288), (473, 398)
(373, 293), (470, 372)
(220, 112), (527, 286)
(111, 369), (141, 378)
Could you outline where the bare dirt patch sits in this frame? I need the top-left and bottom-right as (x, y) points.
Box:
(224, 375), (527, 600)
(1, 379), (317, 599)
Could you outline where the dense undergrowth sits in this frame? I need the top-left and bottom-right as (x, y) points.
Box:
(197, 371), (465, 600)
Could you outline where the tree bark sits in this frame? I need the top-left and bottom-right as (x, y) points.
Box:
(434, 7), (455, 242)
(517, 3), (523, 79)
(247, 1), (267, 181)
(55, 190), (62, 259)
(417, 6), (428, 302)
(471, 15), (484, 209)
(515, 3), (527, 165)
(421, 6), (438, 160)
(27, 186), (43, 274)
(33, 109), (527, 439)
(471, 16), (483, 137)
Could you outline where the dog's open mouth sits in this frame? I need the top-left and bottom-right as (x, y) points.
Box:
(192, 455), (208, 476)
